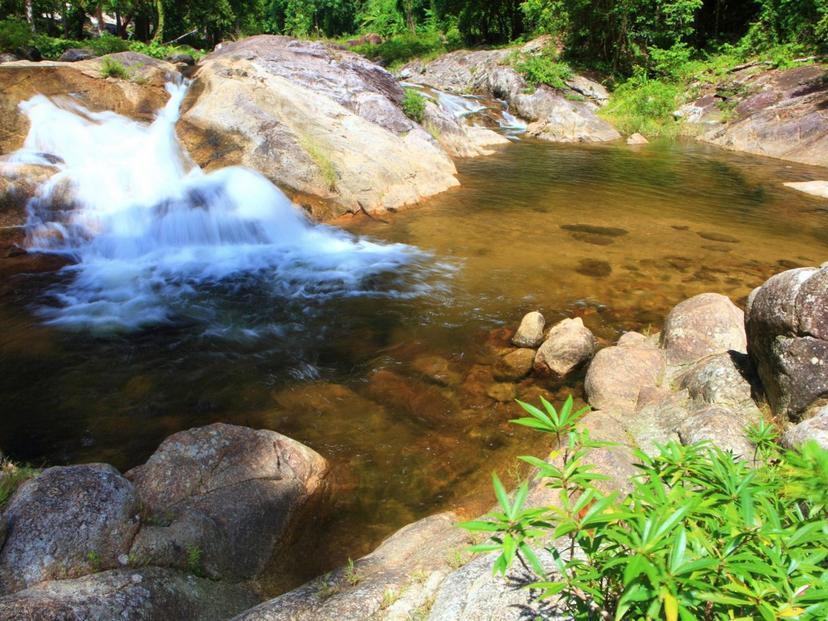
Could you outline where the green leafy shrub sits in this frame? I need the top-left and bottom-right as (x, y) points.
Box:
(402, 87), (426, 123)
(463, 397), (828, 620)
(600, 70), (679, 136)
(88, 34), (129, 56)
(100, 57), (129, 79)
(515, 51), (572, 89)
(0, 18), (31, 53)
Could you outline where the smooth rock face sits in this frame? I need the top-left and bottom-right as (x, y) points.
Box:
(511, 311), (545, 348)
(126, 423), (328, 581)
(402, 43), (620, 144)
(0, 567), (258, 621)
(422, 100), (509, 158)
(683, 64), (828, 167)
(746, 266), (828, 420)
(660, 293), (747, 365)
(180, 35), (459, 219)
(783, 407), (828, 449)
(533, 317), (596, 378)
(627, 132), (648, 145)
(677, 405), (757, 458)
(585, 340), (665, 413)
(679, 352), (757, 407)
(0, 464), (140, 594)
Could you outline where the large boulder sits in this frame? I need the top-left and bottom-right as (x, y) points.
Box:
(584, 334), (665, 413)
(782, 407), (828, 449)
(0, 464), (140, 594)
(126, 423), (329, 582)
(179, 35), (460, 219)
(421, 99), (509, 158)
(660, 293), (747, 366)
(0, 567), (258, 621)
(746, 266), (828, 420)
(682, 64), (828, 168)
(533, 317), (596, 378)
(0, 53), (176, 154)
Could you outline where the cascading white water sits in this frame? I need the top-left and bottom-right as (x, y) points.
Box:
(13, 82), (435, 333)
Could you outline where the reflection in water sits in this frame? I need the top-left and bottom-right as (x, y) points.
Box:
(2, 134), (828, 594)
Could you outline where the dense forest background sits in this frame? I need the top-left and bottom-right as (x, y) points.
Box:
(1, 1), (825, 72)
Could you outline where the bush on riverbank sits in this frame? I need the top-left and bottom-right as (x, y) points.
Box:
(464, 397), (828, 619)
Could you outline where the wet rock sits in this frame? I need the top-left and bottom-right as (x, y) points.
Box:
(746, 266), (828, 420)
(180, 35), (459, 219)
(560, 224), (627, 237)
(0, 464), (140, 594)
(576, 258), (612, 278)
(486, 382), (517, 403)
(677, 405), (756, 458)
(365, 369), (457, 426)
(784, 180), (828, 199)
(782, 406), (828, 449)
(233, 513), (468, 621)
(0, 567), (258, 621)
(533, 317), (596, 378)
(421, 100), (509, 158)
(58, 48), (95, 62)
(494, 348), (536, 381)
(126, 423), (328, 582)
(0, 53), (176, 154)
(400, 42), (620, 143)
(660, 293), (747, 366)
(697, 231), (739, 243)
(412, 355), (462, 386)
(511, 311), (545, 348)
(166, 53), (195, 66)
(627, 132), (648, 145)
(585, 340), (665, 414)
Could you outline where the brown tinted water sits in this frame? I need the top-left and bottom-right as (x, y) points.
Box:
(1, 137), (827, 593)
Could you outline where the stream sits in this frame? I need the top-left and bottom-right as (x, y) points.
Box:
(1, 86), (828, 593)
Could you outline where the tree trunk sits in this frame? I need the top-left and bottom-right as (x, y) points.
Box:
(25, 0), (34, 31)
(95, 3), (104, 36)
(152, 0), (165, 43)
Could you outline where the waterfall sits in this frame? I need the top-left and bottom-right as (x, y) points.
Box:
(12, 82), (434, 334)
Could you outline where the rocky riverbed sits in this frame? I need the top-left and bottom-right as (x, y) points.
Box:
(1, 265), (826, 619)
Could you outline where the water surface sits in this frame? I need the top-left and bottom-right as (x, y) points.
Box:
(2, 136), (827, 593)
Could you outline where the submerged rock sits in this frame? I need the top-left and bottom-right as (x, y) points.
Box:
(0, 464), (140, 594)
(511, 311), (545, 348)
(179, 35), (459, 219)
(746, 266), (828, 420)
(533, 317), (596, 378)
(126, 423), (329, 582)
(494, 348), (536, 381)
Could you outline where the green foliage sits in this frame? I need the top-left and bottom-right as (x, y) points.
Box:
(100, 56), (129, 79)
(464, 397), (828, 620)
(0, 18), (31, 52)
(402, 87), (426, 123)
(600, 71), (679, 137)
(352, 32), (448, 67)
(0, 459), (38, 508)
(185, 545), (204, 577)
(515, 50), (572, 89)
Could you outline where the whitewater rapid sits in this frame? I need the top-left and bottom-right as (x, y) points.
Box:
(12, 81), (438, 334)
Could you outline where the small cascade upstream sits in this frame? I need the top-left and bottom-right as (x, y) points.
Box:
(12, 82), (436, 334)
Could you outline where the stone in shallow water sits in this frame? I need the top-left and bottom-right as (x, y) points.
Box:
(511, 311), (545, 348)
(697, 231), (739, 243)
(576, 258), (612, 278)
(784, 180), (828, 199)
(411, 355), (462, 386)
(533, 317), (596, 378)
(561, 224), (628, 237)
(571, 232), (615, 246)
(494, 348), (536, 381)
(486, 382), (517, 403)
